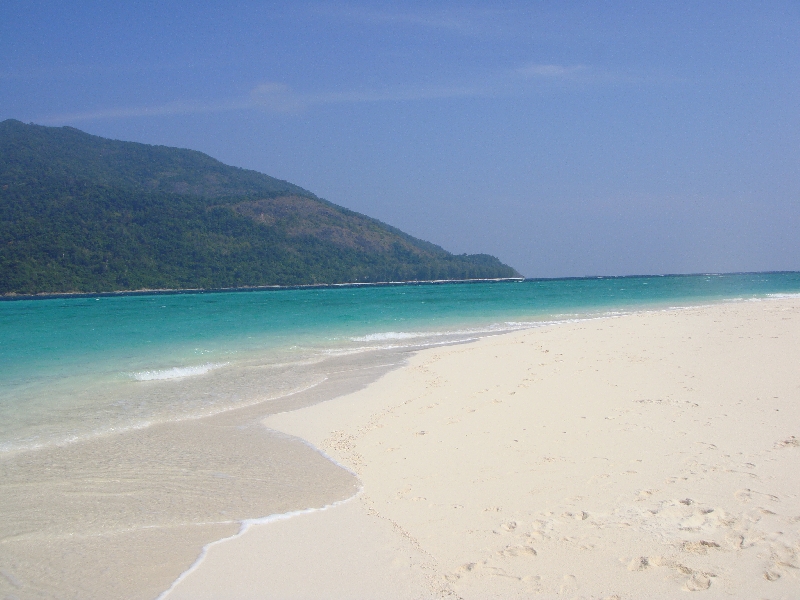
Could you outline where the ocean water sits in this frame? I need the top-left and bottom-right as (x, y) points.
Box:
(2, 272), (799, 455)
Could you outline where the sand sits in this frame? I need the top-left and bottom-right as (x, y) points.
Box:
(0, 351), (413, 599)
(165, 298), (800, 599)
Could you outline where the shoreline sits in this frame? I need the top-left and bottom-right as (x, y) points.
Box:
(0, 277), (525, 301)
(0, 347), (418, 600)
(4, 269), (798, 301)
(155, 493), (362, 600)
(164, 296), (800, 599)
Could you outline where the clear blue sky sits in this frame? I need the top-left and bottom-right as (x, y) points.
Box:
(2, 1), (798, 277)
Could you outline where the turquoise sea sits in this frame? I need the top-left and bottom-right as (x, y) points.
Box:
(2, 272), (799, 455)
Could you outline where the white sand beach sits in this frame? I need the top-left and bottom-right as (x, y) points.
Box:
(165, 298), (800, 599)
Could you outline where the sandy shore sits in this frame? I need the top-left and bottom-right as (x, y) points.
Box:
(0, 351), (416, 599)
(165, 298), (800, 599)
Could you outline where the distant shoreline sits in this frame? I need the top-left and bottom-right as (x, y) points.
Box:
(2, 270), (798, 301)
(0, 277), (526, 301)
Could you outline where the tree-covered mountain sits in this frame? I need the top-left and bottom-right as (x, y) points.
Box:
(0, 119), (521, 295)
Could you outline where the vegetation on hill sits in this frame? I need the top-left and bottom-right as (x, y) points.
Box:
(0, 119), (520, 294)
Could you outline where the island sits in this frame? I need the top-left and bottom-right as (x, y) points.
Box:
(0, 119), (520, 295)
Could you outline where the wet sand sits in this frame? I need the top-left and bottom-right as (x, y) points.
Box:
(166, 298), (800, 599)
(0, 349), (416, 599)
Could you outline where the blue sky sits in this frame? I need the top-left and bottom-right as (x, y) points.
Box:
(2, 1), (798, 277)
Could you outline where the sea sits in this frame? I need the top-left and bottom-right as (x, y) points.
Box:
(2, 272), (800, 457)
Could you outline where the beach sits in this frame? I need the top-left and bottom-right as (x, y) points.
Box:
(164, 297), (800, 599)
(0, 349), (413, 599)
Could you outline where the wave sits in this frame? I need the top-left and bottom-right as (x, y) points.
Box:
(350, 331), (426, 342)
(350, 324), (520, 343)
(132, 362), (229, 381)
(323, 337), (481, 358)
(349, 320), (565, 344)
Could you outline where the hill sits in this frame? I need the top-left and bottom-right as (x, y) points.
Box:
(0, 120), (520, 294)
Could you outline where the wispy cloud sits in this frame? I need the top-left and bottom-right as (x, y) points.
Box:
(516, 63), (588, 78)
(40, 81), (491, 123)
(39, 98), (253, 124)
(39, 61), (625, 124)
(249, 81), (487, 113)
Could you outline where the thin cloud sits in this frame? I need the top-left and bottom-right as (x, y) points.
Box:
(39, 98), (253, 124)
(249, 83), (304, 113)
(516, 63), (588, 78)
(318, 85), (485, 103)
(41, 81), (492, 123)
(515, 62), (670, 86)
(39, 64), (632, 124)
(250, 81), (487, 112)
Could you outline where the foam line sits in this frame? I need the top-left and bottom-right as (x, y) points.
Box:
(155, 493), (361, 599)
(158, 419), (364, 599)
(132, 362), (229, 381)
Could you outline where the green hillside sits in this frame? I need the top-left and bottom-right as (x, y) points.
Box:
(0, 120), (521, 294)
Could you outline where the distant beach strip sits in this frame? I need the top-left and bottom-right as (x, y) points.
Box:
(0, 276), (525, 300)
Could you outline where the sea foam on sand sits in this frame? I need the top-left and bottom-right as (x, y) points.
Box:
(165, 298), (800, 599)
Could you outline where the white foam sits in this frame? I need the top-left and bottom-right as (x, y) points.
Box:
(349, 322), (539, 344)
(324, 337), (482, 357)
(350, 331), (423, 342)
(156, 491), (360, 600)
(132, 362), (229, 381)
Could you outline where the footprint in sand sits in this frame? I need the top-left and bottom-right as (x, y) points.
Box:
(636, 489), (656, 501)
(559, 574), (578, 595)
(682, 540), (720, 555)
(520, 575), (542, 589)
(630, 556), (716, 591)
(684, 573), (713, 591)
(734, 488), (780, 504)
(627, 556), (649, 571)
(761, 544), (800, 581)
(496, 545), (537, 558)
(446, 562), (477, 581)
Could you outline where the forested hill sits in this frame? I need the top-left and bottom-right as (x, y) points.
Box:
(0, 120), (520, 295)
